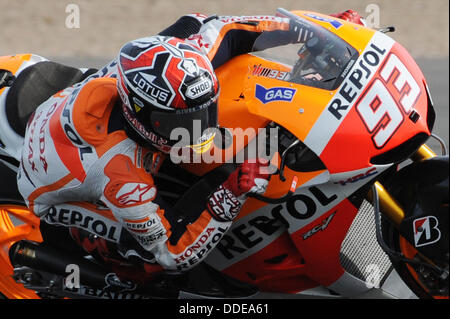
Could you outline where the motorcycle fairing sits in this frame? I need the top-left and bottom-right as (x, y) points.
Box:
(205, 10), (435, 295)
(318, 41), (432, 173)
(0, 54), (48, 161)
(0, 9), (443, 299)
(245, 27), (432, 175)
(205, 167), (388, 294)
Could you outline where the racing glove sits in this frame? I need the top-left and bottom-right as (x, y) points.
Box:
(207, 159), (271, 222)
(330, 9), (366, 26)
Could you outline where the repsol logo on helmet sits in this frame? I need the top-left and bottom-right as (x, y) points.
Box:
(45, 206), (120, 242)
(186, 78), (212, 100)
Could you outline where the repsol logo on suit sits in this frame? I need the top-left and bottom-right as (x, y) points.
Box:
(61, 94), (94, 161)
(45, 205), (121, 242)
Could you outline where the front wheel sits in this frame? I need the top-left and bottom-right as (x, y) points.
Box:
(381, 158), (448, 298)
(378, 154), (449, 299)
(381, 217), (448, 299)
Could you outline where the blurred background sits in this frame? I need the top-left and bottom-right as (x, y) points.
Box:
(0, 0), (448, 59)
(0, 0), (448, 149)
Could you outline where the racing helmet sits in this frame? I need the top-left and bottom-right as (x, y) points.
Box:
(117, 36), (219, 153)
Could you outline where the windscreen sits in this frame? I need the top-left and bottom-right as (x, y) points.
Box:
(251, 13), (359, 90)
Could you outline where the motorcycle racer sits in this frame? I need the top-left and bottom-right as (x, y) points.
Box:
(16, 10), (364, 274)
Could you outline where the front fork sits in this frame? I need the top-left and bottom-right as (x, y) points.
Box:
(367, 144), (449, 298)
(366, 144), (436, 226)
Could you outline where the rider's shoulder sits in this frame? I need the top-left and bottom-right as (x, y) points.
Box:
(72, 77), (118, 119)
(70, 77), (126, 149)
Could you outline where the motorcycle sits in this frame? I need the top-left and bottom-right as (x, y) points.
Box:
(0, 8), (448, 299)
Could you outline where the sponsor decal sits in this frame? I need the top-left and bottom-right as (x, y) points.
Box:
(27, 110), (42, 172)
(328, 42), (388, 120)
(252, 64), (289, 81)
(132, 71), (171, 105)
(219, 16), (281, 23)
(36, 102), (59, 173)
(339, 59), (356, 80)
(131, 217), (167, 248)
(132, 97), (144, 113)
(186, 78), (213, 99)
(60, 94), (94, 161)
(64, 285), (149, 299)
(122, 104), (168, 146)
(208, 185), (242, 221)
(304, 13), (343, 29)
(125, 216), (157, 234)
(302, 211), (336, 240)
(215, 186), (338, 260)
(45, 206), (121, 242)
(116, 183), (156, 206)
(176, 226), (229, 271)
(413, 216), (441, 247)
(255, 84), (296, 104)
(334, 168), (377, 186)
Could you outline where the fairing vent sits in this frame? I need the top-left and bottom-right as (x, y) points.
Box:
(424, 80), (436, 133)
(340, 200), (392, 285)
(278, 126), (326, 172)
(370, 133), (429, 165)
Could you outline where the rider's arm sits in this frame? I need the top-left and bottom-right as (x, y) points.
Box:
(101, 152), (270, 272)
(184, 15), (292, 69)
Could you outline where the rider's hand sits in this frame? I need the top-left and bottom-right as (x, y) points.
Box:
(207, 159), (271, 222)
(225, 159), (271, 198)
(330, 9), (366, 26)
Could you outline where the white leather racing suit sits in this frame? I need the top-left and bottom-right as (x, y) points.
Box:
(17, 13), (289, 272)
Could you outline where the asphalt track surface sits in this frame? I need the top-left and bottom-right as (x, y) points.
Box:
(53, 56), (449, 153)
(416, 58), (449, 153)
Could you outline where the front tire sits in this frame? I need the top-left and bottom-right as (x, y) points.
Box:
(382, 215), (449, 299)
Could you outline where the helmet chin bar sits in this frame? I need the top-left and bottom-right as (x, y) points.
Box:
(122, 115), (170, 153)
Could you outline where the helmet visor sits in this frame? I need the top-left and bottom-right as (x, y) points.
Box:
(150, 96), (218, 148)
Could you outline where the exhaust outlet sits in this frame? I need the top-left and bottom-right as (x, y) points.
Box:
(9, 240), (113, 289)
